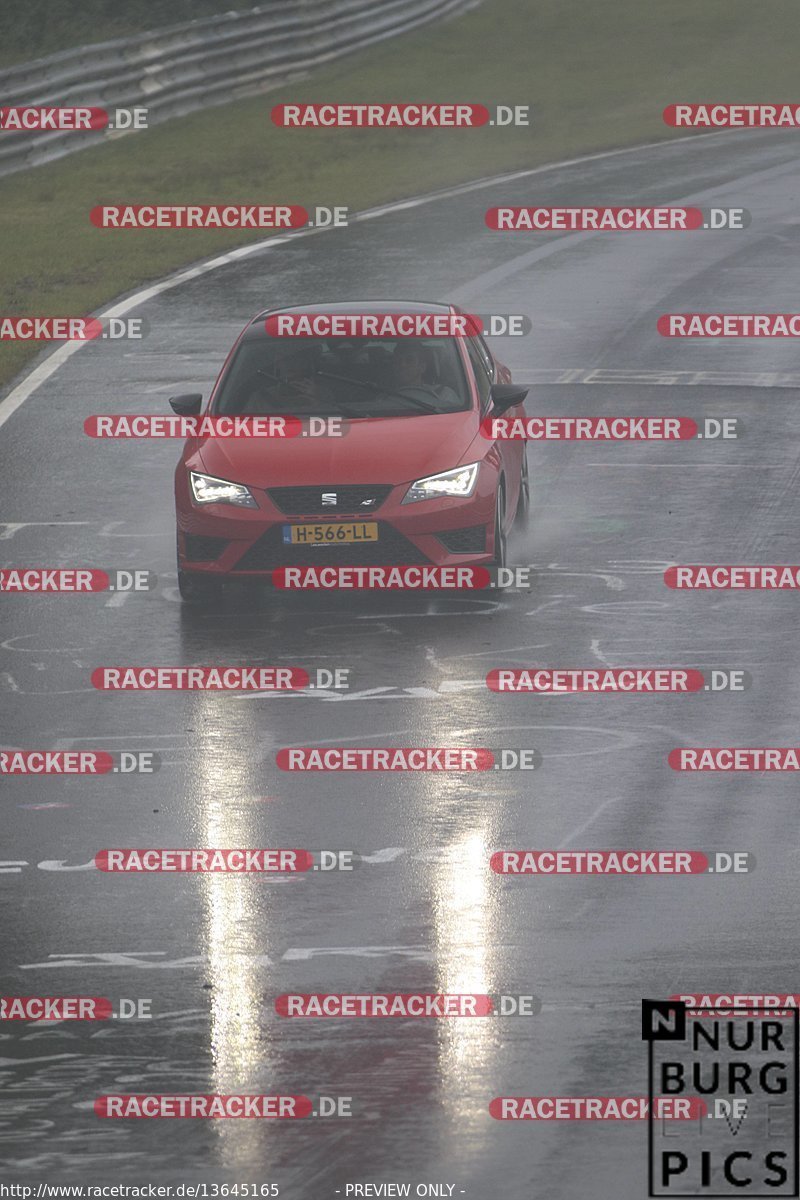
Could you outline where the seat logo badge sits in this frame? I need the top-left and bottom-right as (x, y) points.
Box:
(321, 492), (337, 506)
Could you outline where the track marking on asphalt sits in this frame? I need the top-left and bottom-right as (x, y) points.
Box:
(1, 636), (88, 653)
(0, 128), (756, 432)
(425, 645), (442, 670)
(589, 638), (614, 667)
(18, 947), (435, 970)
(104, 590), (131, 609)
(268, 722), (643, 758)
(596, 559), (671, 574)
(515, 367), (800, 389)
(303, 601), (505, 632)
(231, 682), (629, 701)
(32, 721), (642, 763)
(531, 567), (625, 590)
(37, 859), (95, 872)
(431, 641), (551, 662)
(21, 943), (785, 970)
(555, 797), (620, 849)
(581, 463), (779, 468)
(522, 597), (575, 617)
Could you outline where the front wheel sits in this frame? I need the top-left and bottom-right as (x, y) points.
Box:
(514, 448), (530, 530)
(491, 483), (508, 572)
(178, 569), (224, 605)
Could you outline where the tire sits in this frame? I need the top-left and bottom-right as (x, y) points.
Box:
(514, 448), (531, 530)
(491, 482), (508, 571)
(178, 568), (224, 605)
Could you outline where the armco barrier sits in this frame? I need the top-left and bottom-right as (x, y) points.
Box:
(0, 0), (479, 176)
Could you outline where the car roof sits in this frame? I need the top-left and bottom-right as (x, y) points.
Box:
(243, 299), (458, 339)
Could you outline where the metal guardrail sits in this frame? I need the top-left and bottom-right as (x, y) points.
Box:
(0, 0), (479, 176)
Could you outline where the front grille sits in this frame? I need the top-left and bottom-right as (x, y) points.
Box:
(266, 485), (392, 515)
(437, 525), (487, 554)
(233, 523), (430, 571)
(184, 534), (229, 562)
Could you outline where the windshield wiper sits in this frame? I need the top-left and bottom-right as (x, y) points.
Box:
(251, 368), (364, 417)
(314, 370), (440, 414)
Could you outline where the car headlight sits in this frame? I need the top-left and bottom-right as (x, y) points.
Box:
(402, 462), (480, 504)
(190, 471), (257, 508)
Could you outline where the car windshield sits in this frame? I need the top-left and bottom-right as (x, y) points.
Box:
(213, 334), (471, 417)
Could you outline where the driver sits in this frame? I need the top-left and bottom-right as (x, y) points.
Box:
(242, 347), (334, 413)
(390, 341), (459, 407)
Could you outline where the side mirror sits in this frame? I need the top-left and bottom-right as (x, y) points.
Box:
(169, 393), (203, 416)
(490, 383), (528, 414)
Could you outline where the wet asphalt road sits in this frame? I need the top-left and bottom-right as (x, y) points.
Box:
(2, 128), (800, 1196)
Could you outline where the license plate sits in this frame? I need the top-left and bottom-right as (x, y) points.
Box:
(282, 522), (379, 545)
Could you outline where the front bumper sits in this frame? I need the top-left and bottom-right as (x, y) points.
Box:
(175, 471), (498, 576)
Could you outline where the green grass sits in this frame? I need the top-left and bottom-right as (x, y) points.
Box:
(2, 0), (799, 390)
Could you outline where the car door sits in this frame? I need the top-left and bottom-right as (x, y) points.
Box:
(466, 334), (525, 523)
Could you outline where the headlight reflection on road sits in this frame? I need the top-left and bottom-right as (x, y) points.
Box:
(432, 816), (504, 1177)
(193, 712), (277, 1166)
(434, 829), (496, 1072)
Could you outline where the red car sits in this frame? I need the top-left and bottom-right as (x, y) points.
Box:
(172, 301), (529, 601)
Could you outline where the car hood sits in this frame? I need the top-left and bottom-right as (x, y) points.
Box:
(195, 411), (480, 487)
